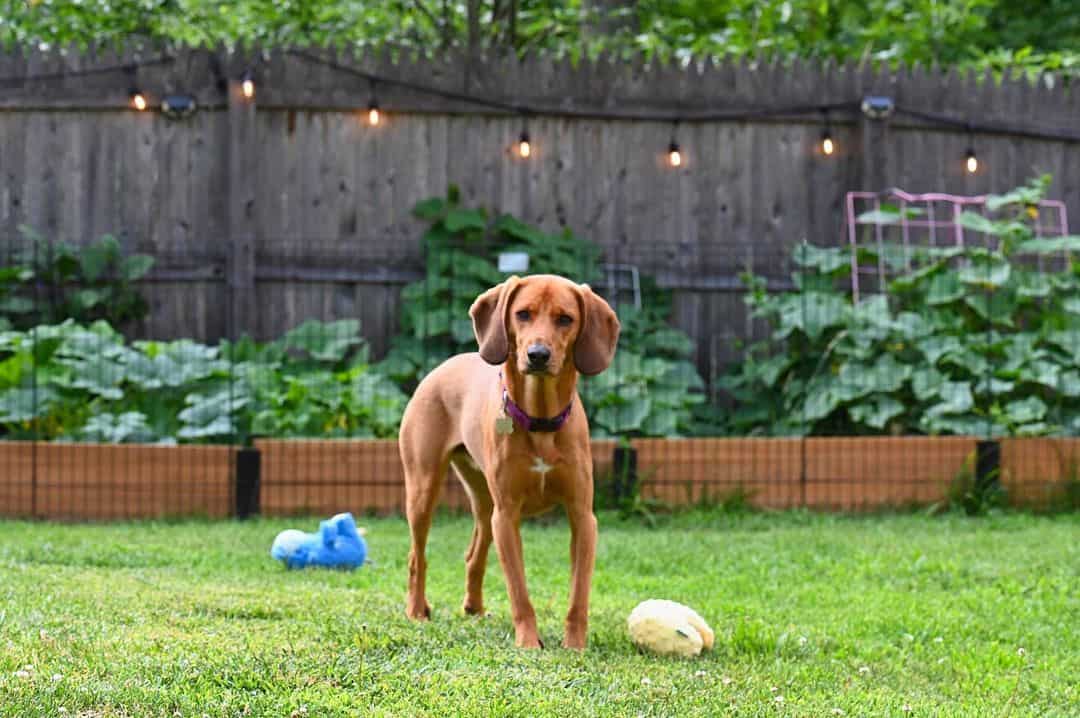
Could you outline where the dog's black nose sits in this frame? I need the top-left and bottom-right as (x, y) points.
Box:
(527, 345), (551, 367)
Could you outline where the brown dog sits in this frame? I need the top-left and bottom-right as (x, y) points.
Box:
(399, 274), (620, 649)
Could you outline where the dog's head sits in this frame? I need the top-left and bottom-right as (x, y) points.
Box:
(470, 274), (620, 377)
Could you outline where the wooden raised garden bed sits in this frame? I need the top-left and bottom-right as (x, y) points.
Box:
(0, 441), (235, 520)
(631, 436), (977, 510)
(2, 437), (1071, 521)
(255, 438), (618, 516)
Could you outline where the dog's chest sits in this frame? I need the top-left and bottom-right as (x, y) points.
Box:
(517, 452), (565, 515)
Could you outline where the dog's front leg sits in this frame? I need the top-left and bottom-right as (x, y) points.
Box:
(563, 506), (597, 649)
(491, 507), (542, 648)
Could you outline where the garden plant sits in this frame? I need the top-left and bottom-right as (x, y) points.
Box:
(722, 176), (1080, 438)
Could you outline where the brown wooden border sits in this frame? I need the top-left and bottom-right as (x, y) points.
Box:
(0, 442), (235, 520)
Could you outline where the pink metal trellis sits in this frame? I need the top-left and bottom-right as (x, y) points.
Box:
(845, 189), (1070, 302)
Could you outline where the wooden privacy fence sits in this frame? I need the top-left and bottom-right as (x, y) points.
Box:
(1, 46), (1079, 367)
(3, 437), (1072, 520)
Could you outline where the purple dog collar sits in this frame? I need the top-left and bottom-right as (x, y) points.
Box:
(498, 371), (573, 432)
(502, 390), (573, 432)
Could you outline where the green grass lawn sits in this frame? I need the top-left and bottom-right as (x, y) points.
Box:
(0, 510), (1077, 717)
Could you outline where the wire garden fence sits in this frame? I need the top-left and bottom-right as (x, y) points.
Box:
(2, 187), (1079, 520)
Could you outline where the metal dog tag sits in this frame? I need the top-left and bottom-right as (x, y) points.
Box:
(495, 414), (515, 435)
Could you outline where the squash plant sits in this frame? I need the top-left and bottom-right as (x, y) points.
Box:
(380, 187), (707, 438)
(722, 176), (1080, 437)
(0, 319), (406, 443)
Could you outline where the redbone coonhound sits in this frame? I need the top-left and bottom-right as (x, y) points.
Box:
(399, 274), (620, 649)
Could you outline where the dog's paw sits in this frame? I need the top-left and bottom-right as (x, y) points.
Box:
(405, 601), (432, 621)
(462, 601), (485, 616)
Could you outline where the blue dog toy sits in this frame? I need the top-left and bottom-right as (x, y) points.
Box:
(270, 512), (367, 570)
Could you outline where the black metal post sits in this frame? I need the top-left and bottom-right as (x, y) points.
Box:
(975, 440), (1001, 496)
(613, 446), (638, 502)
(235, 447), (261, 518)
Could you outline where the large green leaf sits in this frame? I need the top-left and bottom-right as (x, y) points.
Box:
(922, 413), (994, 436)
(79, 411), (160, 443)
(79, 236), (118, 282)
(793, 243), (849, 274)
(444, 208), (487, 233)
(889, 260), (944, 292)
(1045, 331), (1080, 354)
(644, 328), (694, 358)
(0, 386), (57, 421)
(178, 389), (246, 439)
(640, 410), (679, 437)
(1015, 236), (1080, 254)
(495, 215), (548, 244)
(1058, 370), (1080, 397)
(925, 381), (974, 417)
(1027, 359), (1061, 389)
(957, 211), (1002, 236)
(958, 257), (1010, 287)
(801, 381), (843, 422)
(964, 291), (1016, 326)
(917, 335), (963, 365)
(412, 197), (447, 221)
(594, 398), (652, 434)
(53, 354), (125, 399)
(1004, 396), (1047, 425)
(1014, 271), (1053, 299)
(785, 292), (849, 340)
(849, 395), (904, 429)
(283, 319), (361, 363)
(911, 367), (947, 401)
(925, 272), (964, 305)
(120, 254), (154, 282)
(446, 318), (474, 345)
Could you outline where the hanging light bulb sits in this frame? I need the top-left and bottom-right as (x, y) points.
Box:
(518, 131), (531, 158)
(822, 131), (835, 156)
(367, 79), (380, 125)
(668, 140), (682, 167)
(820, 108), (835, 156)
(964, 123), (978, 174)
(129, 88), (147, 111)
(667, 120), (683, 168)
(241, 70), (255, 100)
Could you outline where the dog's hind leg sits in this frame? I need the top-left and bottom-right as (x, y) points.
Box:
(451, 452), (493, 616)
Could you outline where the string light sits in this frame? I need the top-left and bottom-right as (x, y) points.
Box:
(129, 87), (147, 111)
(367, 80), (380, 125)
(965, 124), (977, 174)
(668, 140), (682, 167)
(13, 49), (1058, 179)
(667, 121), (682, 167)
(241, 70), (255, 99)
(820, 108), (835, 155)
(126, 65), (147, 111)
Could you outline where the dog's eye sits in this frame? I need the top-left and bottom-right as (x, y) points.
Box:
(556, 314), (573, 327)
(516, 310), (531, 322)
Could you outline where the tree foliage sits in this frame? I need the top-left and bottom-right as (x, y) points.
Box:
(5, 1), (1078, 79)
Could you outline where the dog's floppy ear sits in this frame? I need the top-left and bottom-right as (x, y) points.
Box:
(470, 275), (521, 365)
(574, 283), (621, 375)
